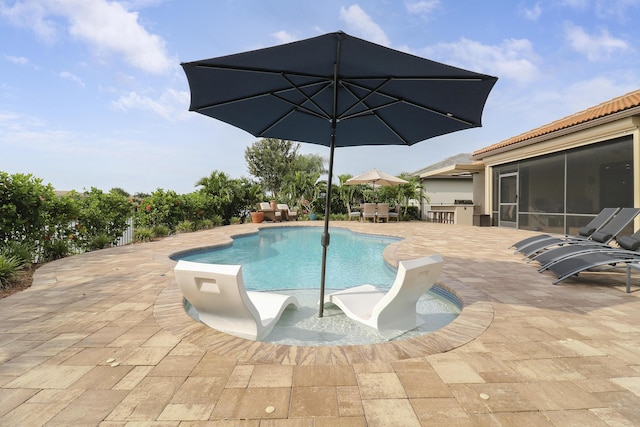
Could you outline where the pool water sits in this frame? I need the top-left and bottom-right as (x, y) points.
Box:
(176, 226), (461, 345)
(179, 226), (399, 291)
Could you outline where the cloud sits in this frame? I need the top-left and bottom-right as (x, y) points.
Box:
(60, 71), (85, 87)
(0, 0), (58, 42)
(111, 88), (190, 121)
(563, 0), (640, 20)
(0, 0), (172, 74)
(564, 22), (630, 61)
(405, 0), (440, 15)
(523, 2), (542, 20)
(271, 30), (296, 44)
(423, 38), (541, 83)
(4, 55), (30, 65)
(338, 4), (390, 46)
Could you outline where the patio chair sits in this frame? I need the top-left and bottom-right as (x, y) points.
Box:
(511, 207), (619, 253)
(376, 203), (390, 223)
(347, 204), (361, 221)
(520, 208), (640, 258)
(174, 260), (299, 340)
(388, 205), (400, 222)
(362, 203), (377, 222)
(276, 204), (298, 221)
(323, 254), (444, 338)
(257, 202), (281, 222)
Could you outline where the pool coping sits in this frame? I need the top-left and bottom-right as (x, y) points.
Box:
(153, 224), (494, 364)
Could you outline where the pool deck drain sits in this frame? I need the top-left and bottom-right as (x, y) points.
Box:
(2, 221), (640, 425)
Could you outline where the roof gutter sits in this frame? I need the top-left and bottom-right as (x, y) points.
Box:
(472, 105), (640, 160)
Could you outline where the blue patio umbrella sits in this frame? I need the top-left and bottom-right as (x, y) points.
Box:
(181, 31), (497, 317)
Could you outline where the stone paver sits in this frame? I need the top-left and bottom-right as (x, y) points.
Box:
(2, 221), (640, 425)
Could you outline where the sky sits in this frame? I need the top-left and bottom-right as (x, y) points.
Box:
(1, 0), (639, 195)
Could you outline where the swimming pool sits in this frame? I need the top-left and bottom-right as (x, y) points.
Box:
(177, 226), (399, 291)
(174, 226), (461, 345)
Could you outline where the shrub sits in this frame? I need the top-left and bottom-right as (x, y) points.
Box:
(198, 219), (215, 230)
(42, 239), (70, 261)
(88, 234), (112, 251)
(175, 220), (194, 234)
(0, 255), (25, 288)
(1, 241), (35, 266)
(152, 224), (170, 237)
(211, 214), (224, 226)
(134, 227), (154, 242)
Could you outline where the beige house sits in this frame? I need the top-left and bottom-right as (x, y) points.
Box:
(413, 153), (485, 225)
(471, 89), (640, 234)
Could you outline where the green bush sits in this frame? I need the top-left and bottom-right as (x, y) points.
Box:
(0, 255), (25, 288)
(42, 239), (71, 261)
(152, 224), (170, 237)
(134, 227), (154, 242)
(88, 234), (112, 251)
(175, 220), (194, 234)
(198, 219), (215, 230)
(1, 241), (35, 266)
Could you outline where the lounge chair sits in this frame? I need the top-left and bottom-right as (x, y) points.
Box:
(534, 228), (640, 272)
(323, 254), (444, 338)
(545, 247), (640, 293)
(511, 207), (619, 253)
(174, 260), (299, 340)
(276, 204), (298, 221)
(257, 202), (281, 222)
(362, 203), (376, 222)
(520, 208), (640, 258)
(388, 205), (400, 222)
(376, 203), (390, 223)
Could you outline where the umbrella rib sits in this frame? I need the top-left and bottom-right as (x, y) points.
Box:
(192, 63), (333, 81)
(279, 73), (333, 120)
(341, 80), (477, 126)
(192, 80), (329, 112)
(258, 78), (334, 135)
(339, 78), (392, 118)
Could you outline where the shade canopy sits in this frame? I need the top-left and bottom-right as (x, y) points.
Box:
(181, 31), (497, 317)
(345, 168), (409, 187)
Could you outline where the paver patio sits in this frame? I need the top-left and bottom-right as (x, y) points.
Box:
(1, 221), (640, 425)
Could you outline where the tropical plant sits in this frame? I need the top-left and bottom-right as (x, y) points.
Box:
(42, 239), (71, 261)
(151, 224), (170, 237)
(0, 241), (36, 266)
(134, 227), (154, 242)
(175, 220), (195, 233)
(196, 171), (262, 224)
(88, 234), (112, 251)
(0, 255), (24, 288)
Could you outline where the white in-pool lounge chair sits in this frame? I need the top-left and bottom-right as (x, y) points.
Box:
(323, 254), (444, 338)
(174, 260), (299, 340)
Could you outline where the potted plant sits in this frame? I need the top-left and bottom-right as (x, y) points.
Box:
(300, 198), (317, 220)
(250, 211), (264, 223)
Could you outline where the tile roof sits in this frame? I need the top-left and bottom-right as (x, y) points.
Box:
(473, 88), (640, 157)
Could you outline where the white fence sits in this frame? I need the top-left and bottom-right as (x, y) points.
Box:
(115, 218), (134, 247)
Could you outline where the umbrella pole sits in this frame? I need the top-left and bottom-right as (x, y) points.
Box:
(319, 51), (342, 318)
(319, 131), (336, 318)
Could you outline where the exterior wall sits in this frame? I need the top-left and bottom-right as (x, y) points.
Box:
(477, 116), (640, 230)
(420, 177), (473, 219)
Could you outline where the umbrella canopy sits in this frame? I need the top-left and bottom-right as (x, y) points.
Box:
(181, 31), (497, 317)
(345, 168), (409, 187)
